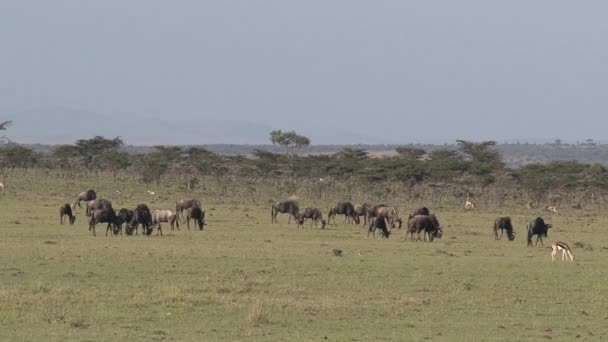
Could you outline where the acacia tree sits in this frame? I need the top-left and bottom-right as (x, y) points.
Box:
(269, 130), (311, 158)
(0, 120), (13, 144)
(74, 136), (124, 169)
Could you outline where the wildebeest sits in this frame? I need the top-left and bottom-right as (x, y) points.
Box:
(327, 202), (359, 225)
(296, 207), (326, 229)
(85, 198), (112, 217)
(74, 189), (97, 208)
(408, 207), (430, 219)
(129, 204), (154, 236)
(527, 217), (552, 247)
(271, 200), (299, 224)
(187, 206), (206, 230)
(176, 199), (201, 220)
(354, 203), (373, 225)
(89, 208), (119, 237)
(493, 217), (515, 241)
(116, 208), (134, 235)
(367, 215), (391, 239)
(59, 203), (76, 225)
(407, 214), (442, 242)
(152, 209), (179, 231)
(368, 205), (402, 229)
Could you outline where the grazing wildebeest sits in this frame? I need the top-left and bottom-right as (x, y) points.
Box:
(493, 217), (515, 241)
(296, 207), (326, 229)
(152, 209), (179, 231)
(116, 208), (134, 235)
(74, 189), (97, 208)
(89, 208), (119, 237)
(367, 215), (391, 239)
(408, 207), (430, 219)
(176, 199), (201, 220)
(85, 198), (112, 217)
(327, 202), (359, 225)
(527, 217), (552, 247)
(271, 200), (300, 224)
(368, 205), (402, 229)
(129, 204), (154, 236)
(187, 206), (206, 230)
(59, 203), (76, 225)
(407, 214), (442, 242)
(354, 203), (373, 225)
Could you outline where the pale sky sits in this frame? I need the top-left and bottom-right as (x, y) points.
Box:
(2, 1), (608, 144)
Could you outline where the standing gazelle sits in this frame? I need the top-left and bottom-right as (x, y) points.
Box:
(551, 241), (574, 262)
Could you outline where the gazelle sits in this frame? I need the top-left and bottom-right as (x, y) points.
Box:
(551, 241), (574, 262)
(546, 206), (558, 214)
(0, 181), (5, 192)
(464, 192), (476, 210)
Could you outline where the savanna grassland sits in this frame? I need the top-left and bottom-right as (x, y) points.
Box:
(1, 171), (607, 342)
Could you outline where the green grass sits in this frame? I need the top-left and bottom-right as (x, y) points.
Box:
(0, 172), (607, 341)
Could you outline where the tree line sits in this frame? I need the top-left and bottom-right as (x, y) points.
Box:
(2, 127), (608, 207)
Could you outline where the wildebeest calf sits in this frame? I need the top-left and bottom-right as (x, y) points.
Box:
(59, 203), (76, 225)
(527, 217), (552, 247)
(494, 217), (515, 241)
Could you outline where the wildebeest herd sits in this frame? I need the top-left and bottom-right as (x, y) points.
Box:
(59, 190), (573, 261)
(270, 199), (572, 260)
(60, 189), (206, 237)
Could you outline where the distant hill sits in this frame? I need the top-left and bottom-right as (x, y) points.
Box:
(5, 107), (396, 145)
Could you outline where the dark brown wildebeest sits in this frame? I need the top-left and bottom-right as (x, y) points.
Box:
(408, 207), (430, 220)
(296, 207), (326, 229)
(116, 208), (134, 235)
(407, 214), (442, 242)
(176, 199), (201, 220)
(59, 203), (76, 225)
(494, 217), (515, 241)
(129, 204), (154, 236)
(89, 208), (119, 237)
(74, 189), (97, 208)
(187, 206), (206, 230)
(152, 209), (179, 231)
(527, 217), (552, 247)
(85, 198), (113, 217)
(327, 202), (359, 225)
(271, 200), (299, 224)
(354, 203), (373, 225)
(367, 215), (391, 239)
(368, 205), (402, 229)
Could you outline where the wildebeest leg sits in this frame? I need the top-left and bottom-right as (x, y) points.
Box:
(186, 216), (191, 230)
(499, 229), (503, 240)
(157, 224), (163, 236)
(106, 223), (111, 236)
